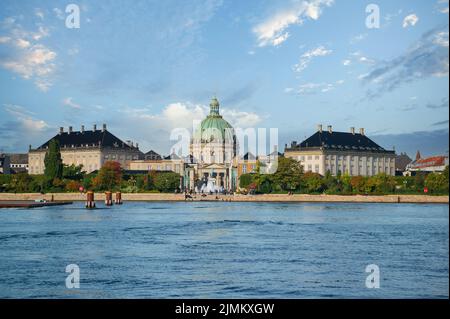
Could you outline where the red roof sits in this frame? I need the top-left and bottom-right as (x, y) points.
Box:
(412, 156), (447, 169)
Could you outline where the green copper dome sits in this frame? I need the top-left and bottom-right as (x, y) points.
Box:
(194, 97), (234, 142)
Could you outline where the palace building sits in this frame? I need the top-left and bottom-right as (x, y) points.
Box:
(28, 124), (143, 174)
(284, 125), (396, 177)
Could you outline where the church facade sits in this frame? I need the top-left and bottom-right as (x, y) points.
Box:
(184, 97), (238, 192)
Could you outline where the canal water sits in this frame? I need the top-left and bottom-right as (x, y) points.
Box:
(0, 202), (448, 298)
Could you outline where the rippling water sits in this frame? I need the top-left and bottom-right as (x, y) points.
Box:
(0, 201), (448, 298)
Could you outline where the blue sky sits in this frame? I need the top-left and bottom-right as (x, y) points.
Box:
(0, 0), (448, 157)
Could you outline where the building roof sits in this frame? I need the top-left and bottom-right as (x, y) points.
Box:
(35, 128), (139, 151)
(241, 152), (257, 160)
(7, 153), (28, 164)
(408, 155), (448, 169)
(287, 130), (393, 153)
(395, 153), (412, 171)
(144, 150), (162, 160)
(194, 97), (234, 142)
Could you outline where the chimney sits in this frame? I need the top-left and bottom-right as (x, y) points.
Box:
(317, 124), (323, 133)
(29, 144), (32, 151)
(416, 150), (421, 160)
(136, 143), (139, 149)
(59, 127), (64, 134)
(68, 126), (73, 134)
(93, 124), (97, 131)
(81, 125), (85, 133)
(102, 124), (107, 132)
(327, 125), (332, 134)
(350, 127), (355, 135)
(359, 128), (365, 135)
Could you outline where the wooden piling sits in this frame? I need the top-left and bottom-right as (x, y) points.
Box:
(115, 192), (122, 205)
(105, 191), (113, 206)
(85, 191), (95, 208)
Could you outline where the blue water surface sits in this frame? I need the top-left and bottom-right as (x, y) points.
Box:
(0, 201), (448, 298)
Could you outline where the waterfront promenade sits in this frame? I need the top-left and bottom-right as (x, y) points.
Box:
(0, 193), (448, 204)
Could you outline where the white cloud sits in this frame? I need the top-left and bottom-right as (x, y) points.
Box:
(0, 19), (56, 91)
(361, 25), (449, 98)
(342, 59), (351, 66)
(433, 31), (449, 47)
(286, 82), (338, 95)
(15, 38), (30, 48)
(32, 26), (50, 40)
(35, 8), (45, 20)
(252, 0), (334, 47)
(117, 101), (262, 153)
(1, 44), (56, 79)
(4, 104), (49, 131)
(53, 8), (65, 20)
(438, 0), (449, 13)
(0, 36), (11, 43)
(350, 33), (367, 44)
(359, 56), (375, 64)
(402, 14), (419, 28)
(63, 97), (82, 109)
(293, 45), (332, 73)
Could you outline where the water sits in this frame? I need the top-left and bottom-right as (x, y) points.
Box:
(0, 201), (448, 298)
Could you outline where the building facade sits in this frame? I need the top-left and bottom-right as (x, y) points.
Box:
(184, 97), (238, 192)
(28, 124), (143, 174)
(8, 153), (29, 173)
(0, 154), (11, 174)
(404, 151), (448, 176)
(129, 152), (185, 175)
(285, 125), (396, 177)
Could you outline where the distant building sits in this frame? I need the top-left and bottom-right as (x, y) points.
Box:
(0, 154), (11, 174)
(28, 124), (143, 174)
(7, 153), (29, 173)
(404, 151), (449, 176)
(129, 151), (184, 175)
(395, 152), (412, 176)
(284, 125), (396, 176)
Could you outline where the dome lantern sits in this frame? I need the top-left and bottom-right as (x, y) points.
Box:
(209, 97), (220, 116)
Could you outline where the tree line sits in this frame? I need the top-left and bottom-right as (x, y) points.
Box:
(0, 139), (181, 193)
(239, 157), (449, 195)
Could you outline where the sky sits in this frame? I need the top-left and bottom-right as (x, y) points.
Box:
(0, 0), (448, 158)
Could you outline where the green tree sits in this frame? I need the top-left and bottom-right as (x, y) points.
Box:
(44, 139), (63, 180)
(154, 172), (180, 192)
(92, 161), (123, 190)
(239, 173), (255, 189)
(350, 176), (367, 194)
(302, 172), (325, 193)
(10, 173), (32, 192)
(63, 164), (85, 180)
(271, 157), (303, 191)
(425, 172), (449, 194)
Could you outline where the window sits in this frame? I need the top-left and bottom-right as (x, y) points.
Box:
(242, 165), (247, 173)
(307, 164), (312, 171)
(301, 156), (305, 161)
(307, 155), (312, 160)
(315, 155), (319, 160)
(314, 165), (319, 173)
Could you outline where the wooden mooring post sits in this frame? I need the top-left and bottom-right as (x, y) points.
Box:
(85, 191), (95, 208)
(115, 192), (122, 205)
(105, 191), (113, 206)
